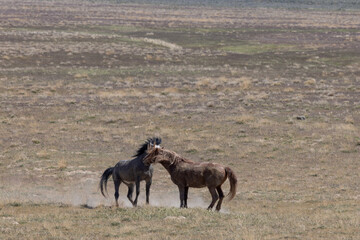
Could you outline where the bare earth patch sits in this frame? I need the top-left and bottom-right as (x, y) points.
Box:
(0, 0), (359, 239)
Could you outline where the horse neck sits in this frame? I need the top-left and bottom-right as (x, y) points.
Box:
(159, 160), (174, 174)
(132, 153), (146, 165)
(163, 150), (193, 164)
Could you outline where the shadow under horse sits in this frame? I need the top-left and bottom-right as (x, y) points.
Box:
(144, 145), (237, 211)
(100, 137), (161, 207)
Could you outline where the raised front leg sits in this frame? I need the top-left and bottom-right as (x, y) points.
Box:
(207, 187), (219, 210)
(178, 185), (186, 208)
(133, 176), (141, 207)
(145, 179), (152, 205)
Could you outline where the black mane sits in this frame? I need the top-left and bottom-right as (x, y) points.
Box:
(133, 137), (162, 157)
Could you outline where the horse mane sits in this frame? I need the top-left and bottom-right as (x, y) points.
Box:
(133, 137), (162, 157)
(163, 149), (194, 165)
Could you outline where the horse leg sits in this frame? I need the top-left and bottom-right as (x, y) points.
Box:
(114, 179), (121, 207)
(215, 186), (225, 211)
(126, 184), (135, 206)
(133, 176), (141, 207)
(178, 185), (185, 208)
(207, 187), (219, 210)
(184, 186), (189, 208)
(145, 179), (152, 205)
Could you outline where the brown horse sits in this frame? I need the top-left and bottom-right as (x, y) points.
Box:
(143, 145), (237, 211)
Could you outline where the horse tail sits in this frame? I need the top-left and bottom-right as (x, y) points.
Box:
(100, 167), (114, 197)
(225, 167), (237, 201)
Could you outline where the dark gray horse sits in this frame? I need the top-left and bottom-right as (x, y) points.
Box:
(100, 137), (161, 207)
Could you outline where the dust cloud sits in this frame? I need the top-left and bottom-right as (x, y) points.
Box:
(0, 176), (210, 210)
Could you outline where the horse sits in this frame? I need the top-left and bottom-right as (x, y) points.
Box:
(99, 137), (161, 207)
(143, 145), (237, 211)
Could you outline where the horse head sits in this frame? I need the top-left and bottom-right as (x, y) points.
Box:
(144, 142), (164, 165)
(133, 137), (162, 158)
(149, 137), (161, 148)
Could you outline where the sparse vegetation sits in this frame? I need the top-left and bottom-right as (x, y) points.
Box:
(0, 0), (359, 239)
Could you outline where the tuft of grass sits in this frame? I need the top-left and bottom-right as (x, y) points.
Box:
(111, 222), (121, 227)
(185, 149), (198, 154)
(304, 78), (316, 86)
(232, 115), (255, 125)
(36, 150), (51, 159)
(32, 139), (41, 144)
(58, 160), (67, 171)
(8, 202), (22, 207)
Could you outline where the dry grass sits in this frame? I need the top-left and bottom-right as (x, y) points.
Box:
(0, 201), (358, 240)
(0, 0), (359, 239)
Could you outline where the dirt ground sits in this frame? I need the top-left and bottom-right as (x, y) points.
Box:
(0, 0), (359, 239)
